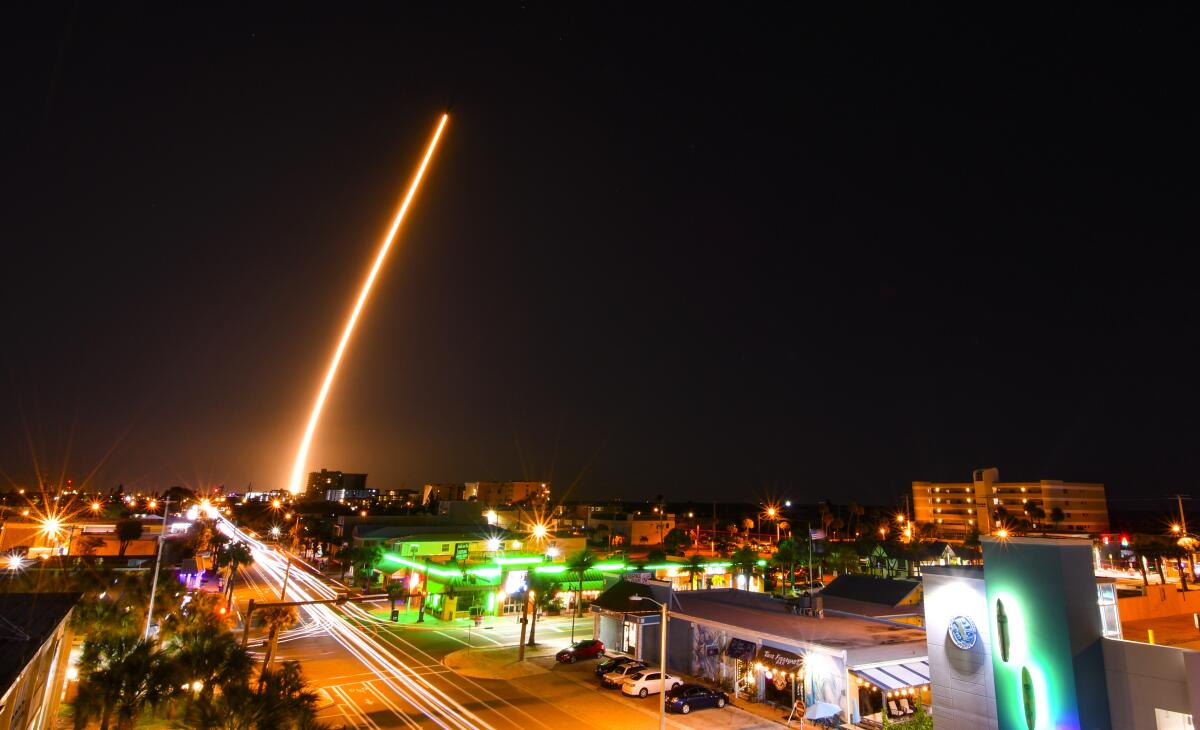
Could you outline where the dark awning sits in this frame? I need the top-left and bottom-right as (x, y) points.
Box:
(725, 638), (756, 662)
(758, 645), (804, 673)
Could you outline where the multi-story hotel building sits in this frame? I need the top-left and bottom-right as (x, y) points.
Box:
(912, 467), (1109, 538)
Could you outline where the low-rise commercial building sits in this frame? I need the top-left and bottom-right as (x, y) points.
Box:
(589, 583), (931, 725)
(924, 536), (1200, 730)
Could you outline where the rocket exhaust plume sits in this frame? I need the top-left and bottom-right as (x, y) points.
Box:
(287, 114), (449, 494)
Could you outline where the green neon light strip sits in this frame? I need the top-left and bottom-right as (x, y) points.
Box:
(383, 554), (735, 579)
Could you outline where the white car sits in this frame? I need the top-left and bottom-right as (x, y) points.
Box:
(621, 669), (683, 698)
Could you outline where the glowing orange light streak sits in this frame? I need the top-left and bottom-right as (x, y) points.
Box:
(287, 114), (449, 494)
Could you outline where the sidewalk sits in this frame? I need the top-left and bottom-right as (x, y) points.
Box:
(442, 642), (560, 680)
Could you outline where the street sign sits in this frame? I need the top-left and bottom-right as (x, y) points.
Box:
(454, 542), (469, 561)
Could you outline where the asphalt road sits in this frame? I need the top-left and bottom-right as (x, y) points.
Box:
(229, 542), (775, 730)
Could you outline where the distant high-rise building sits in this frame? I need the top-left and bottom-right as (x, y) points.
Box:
(912, 467), (1109, 539)
(421, 481), (551, 507)
(306, 469), (367, 497)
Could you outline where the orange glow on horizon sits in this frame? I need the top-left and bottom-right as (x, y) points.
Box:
(287, 113), (449, 494)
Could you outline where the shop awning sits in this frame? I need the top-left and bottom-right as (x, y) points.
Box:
(757, 646), (804, 673)
(850, 660), (931, 691)
(725, 638), (756, 662)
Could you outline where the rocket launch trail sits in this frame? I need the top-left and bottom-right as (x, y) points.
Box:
(287, 113), (449, 494)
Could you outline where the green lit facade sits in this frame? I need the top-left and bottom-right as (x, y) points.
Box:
(980, 537), (1111, 730)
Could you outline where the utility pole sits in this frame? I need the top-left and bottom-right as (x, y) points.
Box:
(280, 556), (294, 601)
(517, 588), (534, 661)
(143, 496), (170, 640)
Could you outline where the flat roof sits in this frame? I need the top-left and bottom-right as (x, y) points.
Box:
(0, 592), (80, 694)
(671, 590), (926, 655)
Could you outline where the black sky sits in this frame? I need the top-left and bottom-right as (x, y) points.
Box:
(2, 4), (1197, 507)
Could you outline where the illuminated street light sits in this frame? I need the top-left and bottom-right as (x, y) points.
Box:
(995, 528), (1010, 540)
(531, 523), (549, 542)
(1171, 524), (1182, 534)
(7, 554), (24, 571)
(90, 502), (102, 513)
(272, 499), (282, 510)
(40, 517), (64, 540)
(148, 499), (158, 510)
(270, 526), (281, 538)
(546, 547), (560, 558)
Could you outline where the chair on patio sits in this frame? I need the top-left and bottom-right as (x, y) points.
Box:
(899, 698), (915, 715)
(887, 700), (903, 718)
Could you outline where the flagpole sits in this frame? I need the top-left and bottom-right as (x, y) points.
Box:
(807, 522), (813, 589)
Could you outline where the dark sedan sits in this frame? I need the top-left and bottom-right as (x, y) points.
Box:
(555, 639), (605, 663)
(665, 684), (729, 714)
(595, 655), (641, 677)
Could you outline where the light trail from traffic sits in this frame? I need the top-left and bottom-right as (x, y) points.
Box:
(216, 516), (495, 730)
(287, 113), (449, 494)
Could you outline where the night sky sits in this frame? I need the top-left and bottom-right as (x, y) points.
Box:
(3, 5), (1196, 507)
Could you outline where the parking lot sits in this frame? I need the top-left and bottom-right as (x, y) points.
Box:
(506, 649), (789, 729)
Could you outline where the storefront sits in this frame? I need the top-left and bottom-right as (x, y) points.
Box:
(757, 644), (805, 709)
(590, 579), (670, 662)
(669, 588), (927, 726)
(849, 660), (932, 726)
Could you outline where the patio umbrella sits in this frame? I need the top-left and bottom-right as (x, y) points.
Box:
(804, 702), (841, 720)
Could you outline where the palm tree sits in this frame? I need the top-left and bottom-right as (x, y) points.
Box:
(525, 572), (559, 646)
(116, 519), (144, 556)
(387, 577), (408, 616)
(258, 605), (299, 673)
(78, 534), (108, 556)
(565, 548), (597, 642)
(770, 538), (803, 592)
(683, 554), (706, 590)
(730, 545), (758, 590)
(183, 660), (329, 730)
(848, 501), (865, 538)
(1026, 503), (1046, 528)
(75, 634), (180, 730)
(1049, 506), (1065, 531)
(252, 660), (325, 729)
(168, 625), (253, 706)
(341, 544), (384, 589)
(223, 541), (254, 611)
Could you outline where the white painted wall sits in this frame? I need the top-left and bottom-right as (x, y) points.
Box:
(923, 569), (999, 730)
(1102, 638), (1199, 730)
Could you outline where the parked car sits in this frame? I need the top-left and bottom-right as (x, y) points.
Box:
(555, 639), (605, 663)
(595, 655), (642, 677)
(620, 669), (683, 698)
(600, 661), (648, 688)
(665, 684), (729, 714)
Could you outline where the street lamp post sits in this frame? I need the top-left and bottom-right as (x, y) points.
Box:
(631, 595), (668, 730)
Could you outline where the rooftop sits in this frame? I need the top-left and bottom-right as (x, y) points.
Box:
(0, 592), (81, 694)
(671, 590), (926, 656)
(820, 574), (922, 607)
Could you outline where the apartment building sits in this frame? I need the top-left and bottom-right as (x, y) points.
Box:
(912, 467), (1109, 538)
